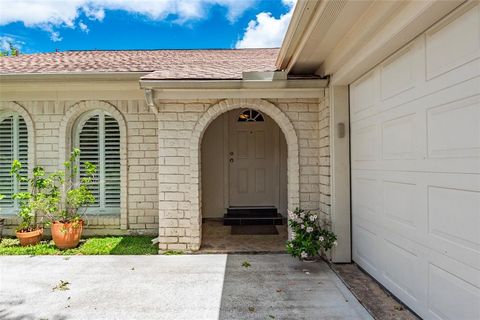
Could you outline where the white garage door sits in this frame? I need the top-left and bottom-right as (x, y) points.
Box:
(350, 3), (480, 320)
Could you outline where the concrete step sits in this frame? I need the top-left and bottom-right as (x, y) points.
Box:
(223, 206), (283, 226)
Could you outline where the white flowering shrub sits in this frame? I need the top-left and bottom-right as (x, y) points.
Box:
(286, 208), (337, 260)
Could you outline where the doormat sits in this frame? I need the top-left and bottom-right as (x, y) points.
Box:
(231, 225), (279, 235)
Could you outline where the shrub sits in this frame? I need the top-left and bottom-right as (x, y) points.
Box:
(286, 208), (337, 260)
(10, 149), (97, 231)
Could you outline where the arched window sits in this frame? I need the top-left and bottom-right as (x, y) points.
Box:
(0, 113), (28, 213)
(238, 109), (264, 122)
(74, 111), (120, 214)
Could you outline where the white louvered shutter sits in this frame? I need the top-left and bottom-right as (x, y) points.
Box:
(77, 112), (120, 214)
(79, 115), (101, 207)
(104, 115), (120, 208)
(0, 115), (28, 212)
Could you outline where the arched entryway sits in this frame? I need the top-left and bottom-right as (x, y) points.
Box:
(200, 108), (288, 251)
(188, 99), (299, 251)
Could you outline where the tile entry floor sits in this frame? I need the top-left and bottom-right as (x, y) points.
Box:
(199, 219), (288, 253)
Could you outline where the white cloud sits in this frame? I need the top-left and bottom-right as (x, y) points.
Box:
(50, 31), (62, 42)
(79, 21), (89, 33)
(235, 0), (296, 48)
(0, 0), (256, 41)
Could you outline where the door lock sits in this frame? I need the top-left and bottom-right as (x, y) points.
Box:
(229, 158), (234, 163)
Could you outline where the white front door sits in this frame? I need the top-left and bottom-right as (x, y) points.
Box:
(228, 109), (279, 207)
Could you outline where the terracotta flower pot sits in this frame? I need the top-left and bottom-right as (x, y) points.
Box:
(51, 221), (83, 249)
(0, 218), (4, 240)
(16, 228), (43, 246)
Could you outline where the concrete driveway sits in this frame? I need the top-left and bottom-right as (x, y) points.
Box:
(0, 254), (371, 320)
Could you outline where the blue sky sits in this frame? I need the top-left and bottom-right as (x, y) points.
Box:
(0, 0), (295, 54)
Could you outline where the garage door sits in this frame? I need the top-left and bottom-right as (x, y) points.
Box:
(350, 3), (480, 320)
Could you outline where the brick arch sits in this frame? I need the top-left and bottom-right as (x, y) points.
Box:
(189, 99), (299, 250)
(59, 100), (128, 229)
(0, 102), (36, 176)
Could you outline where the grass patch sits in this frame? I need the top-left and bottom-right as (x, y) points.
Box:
(0, 236), (157, 255)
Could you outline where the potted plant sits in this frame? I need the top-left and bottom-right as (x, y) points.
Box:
(0, 194), (4, 240)
(286, 208), (337, 262)
(50, 149), (96, 249)
(10, 162), (60, 246)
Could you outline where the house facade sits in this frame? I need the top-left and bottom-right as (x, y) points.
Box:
(0, 49), (329, 245)
(0, 1), (479, 319)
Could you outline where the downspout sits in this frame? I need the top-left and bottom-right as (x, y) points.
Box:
(143, 88), (160, 246)
(144, 88), (158, 115)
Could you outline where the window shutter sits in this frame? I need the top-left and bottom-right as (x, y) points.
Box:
(17, 117), (28, 193)
(0, 115), (28, 210)
(0, 116), (14, 208)
(77, 112), (120, 213)
(104, 115), (120, 208)
(79, 115), (101, 207)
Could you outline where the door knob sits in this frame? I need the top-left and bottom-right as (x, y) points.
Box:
(229, 152), (234, 156)
(229, 158), (234, 163)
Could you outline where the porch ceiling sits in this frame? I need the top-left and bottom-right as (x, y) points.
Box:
(277, 0), (464, 85)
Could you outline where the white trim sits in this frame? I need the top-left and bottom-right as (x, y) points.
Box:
(328, 86), (351, 263)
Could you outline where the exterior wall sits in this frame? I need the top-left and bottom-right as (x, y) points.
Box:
(318, 90), (331, 222)
(0, 99), (159, 236)
(155, 97), (329, 251)
(0, 90), (331, 247)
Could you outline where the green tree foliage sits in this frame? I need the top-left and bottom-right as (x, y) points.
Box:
(0, 42), (20, 57)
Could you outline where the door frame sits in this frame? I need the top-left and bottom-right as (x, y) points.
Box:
(222, 108), (281, 209)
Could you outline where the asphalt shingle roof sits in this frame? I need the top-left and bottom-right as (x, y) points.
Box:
(0, 48), (280, 80)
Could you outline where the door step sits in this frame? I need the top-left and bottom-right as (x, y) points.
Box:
(223, 206), (283, 226)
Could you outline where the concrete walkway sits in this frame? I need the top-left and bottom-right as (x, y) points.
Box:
(0, 254), (371, 320)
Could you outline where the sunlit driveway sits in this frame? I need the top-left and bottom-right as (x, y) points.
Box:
(0, 254), (371, 320)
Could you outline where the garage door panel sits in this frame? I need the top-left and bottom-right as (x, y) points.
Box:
(380, 43), (417, 101)
(382, 237), (423, 305)
(350, 3), (480, 318)
(382, 179), (418, 229)
(426, 95), (480, 160)
(428, 262), (480, 320)
(425, 3), (480, 81)
(350, 70), (379, 122)
(351, 123), (378, 163)
(353, 223), (381, 275)
(428, 186), (479, 253)
(351, 172), (381, 223)
(382, 113), (416, 160)
(423, 173), (480, 270)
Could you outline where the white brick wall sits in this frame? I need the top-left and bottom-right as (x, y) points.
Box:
(0, 95), (332, 249)
(0, 99), (159, 236)
(155, 97), (330, 251)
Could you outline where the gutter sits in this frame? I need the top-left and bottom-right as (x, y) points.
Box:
(139, 79), (327, 90)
